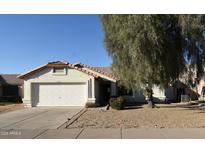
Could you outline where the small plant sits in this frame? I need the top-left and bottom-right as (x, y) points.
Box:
(4, 96), (23, 103)
(85, 102), (96, 108)
(109, 96), (125, 110)
(197, 100), (205, 104)
(14, 96), (23, 103)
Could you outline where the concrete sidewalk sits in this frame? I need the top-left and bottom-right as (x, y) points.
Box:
(1, 128), (205, 139)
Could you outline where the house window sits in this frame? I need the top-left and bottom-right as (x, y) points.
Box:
(53, 68), (66, 75)
(53, 68), (64, 73)
(88, 79), (92, 98)
(118, 86), (133, 96)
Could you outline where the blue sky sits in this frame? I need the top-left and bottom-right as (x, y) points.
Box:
(0, 14), (111, 74)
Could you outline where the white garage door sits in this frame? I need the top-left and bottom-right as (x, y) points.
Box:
(32, 83), (87, 107)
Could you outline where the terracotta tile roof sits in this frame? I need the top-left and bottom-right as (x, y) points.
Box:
(48, 61), (68, 65)
(18, 61), (99, 79)
(76, 63), (116, 80)
(93, 66), (113, 76)
(0, 74), (23, 85)
(68, 64), (99, 78)
(18, 61), (116, 81)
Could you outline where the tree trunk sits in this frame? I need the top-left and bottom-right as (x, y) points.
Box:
(146, 87), (155, 108)
(147, 96), (154, 108)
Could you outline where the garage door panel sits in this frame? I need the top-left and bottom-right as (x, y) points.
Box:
(32, 83), (87, 107)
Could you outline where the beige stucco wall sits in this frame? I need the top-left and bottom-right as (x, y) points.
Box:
(197, 79), (205, 95)
(152, 85), (166, 101)
(123, 86), (171, 103)
(22, 67), (95, 106)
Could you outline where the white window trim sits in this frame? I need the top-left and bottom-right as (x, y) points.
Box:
(52, 68), (67, 76)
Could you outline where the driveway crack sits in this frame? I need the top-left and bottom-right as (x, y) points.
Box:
(32, 129), (49, 139)
(75, 128), (84, 139)
(66, 109), (87, 128)
(1, 110), (51, 129)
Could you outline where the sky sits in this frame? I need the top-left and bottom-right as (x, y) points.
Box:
(0, 14), (112, 74)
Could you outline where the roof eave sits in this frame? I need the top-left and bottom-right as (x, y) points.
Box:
(18, 62), (100, 79)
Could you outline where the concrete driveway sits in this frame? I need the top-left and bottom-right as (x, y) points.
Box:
(0, 107), (82, 129)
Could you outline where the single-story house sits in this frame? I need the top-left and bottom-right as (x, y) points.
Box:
(17, 61), (202, 107)
(0, 74), (23, 101)
(18, 61), (117, 107)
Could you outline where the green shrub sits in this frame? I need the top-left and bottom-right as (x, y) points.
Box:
(197, 100), (205, 104)
(109, 96), (125, 110)
(14, 96), (23, 103)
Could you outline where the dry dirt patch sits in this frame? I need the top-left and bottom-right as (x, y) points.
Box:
(0, 103), (25, 114)
(67, 104), (205, 129)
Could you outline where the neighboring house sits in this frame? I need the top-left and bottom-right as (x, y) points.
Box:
(192, 77), (205, 100)
(0, 74), (23, 101)
(17, 61), (202, 107)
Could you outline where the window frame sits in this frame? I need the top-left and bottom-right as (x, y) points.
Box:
(52, 67), (67, 75)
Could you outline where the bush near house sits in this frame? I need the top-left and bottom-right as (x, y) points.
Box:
(197, 100), (205, 104)
(109, 96), (125, 110)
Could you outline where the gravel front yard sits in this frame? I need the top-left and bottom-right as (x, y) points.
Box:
(67, 103), (205, 129)
(0, 103), (25, 114)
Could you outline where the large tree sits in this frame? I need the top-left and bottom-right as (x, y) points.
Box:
(100, 15), (205, 107)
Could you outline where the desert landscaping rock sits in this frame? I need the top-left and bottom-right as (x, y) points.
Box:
(67, 104), (205, 129)
(122, 128), (166, 139)
(0, 104), (25, 114)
